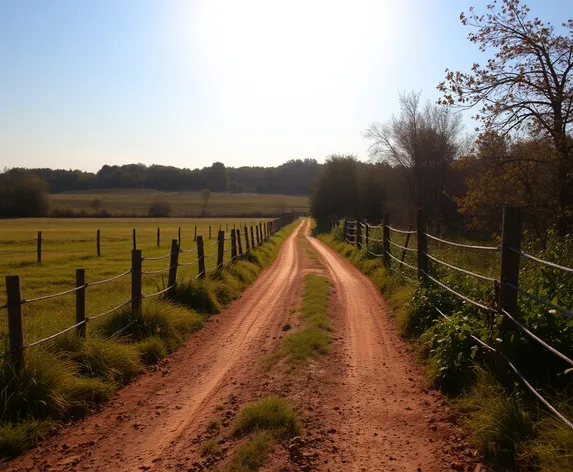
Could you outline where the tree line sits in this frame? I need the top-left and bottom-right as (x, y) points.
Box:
(1, 159), (319, 195)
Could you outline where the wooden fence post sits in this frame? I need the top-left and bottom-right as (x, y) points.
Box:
(209, 226), (212, 240)
(417, 209), (428, 283)
(131, 250), (142, 316)
(178, 227), (181, 246)
(168, 239), (179, 298)
(356, 221), (362, 249)
(231, 229), (237, 259)
(6, 275), (24, 370)
(400, 224), (413, 268)
(383, 213), (391, 269)
(132, 229), (137, 250)
(259, 222), (264, 243)
(343, 219), (347, 243)
(256, 225), (261, 246)
(244, 226), (250, 251)
(75, 269), (86, 339)
(250, 225), (255, 249)
(365, 223), (369, 248)
(217, 230), (225, 268)
(197, 236), (206, 278)
(96, 229), (101, 257)
(157, 228), (160, 248)
(237, 230), (243, 255)
(194, 226), (197, 242)
(37, 231), (42, 264)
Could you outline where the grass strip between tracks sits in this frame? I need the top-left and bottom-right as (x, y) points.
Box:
(0, 221), (301, 459)
(265, 273), (332, 369)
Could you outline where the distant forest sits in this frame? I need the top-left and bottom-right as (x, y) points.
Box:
(3, 160), (320, 195)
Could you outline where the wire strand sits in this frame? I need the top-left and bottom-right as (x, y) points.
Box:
(509, 247), (573, 274)
(426, 233), (499, 251)
(387, 251), (417, 271)
(88, 269), (132, 287)
(388, 226), (417, 235)
(421, 269), (492, 312)
(425, 252), (497, 282)
(501, 309), (573, 366)
(508, 283), (573, 318)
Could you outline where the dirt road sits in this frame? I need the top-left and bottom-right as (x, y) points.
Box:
(5, 220), (474, 472)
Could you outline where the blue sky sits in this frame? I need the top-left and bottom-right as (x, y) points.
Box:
(0, 0), (570, 172)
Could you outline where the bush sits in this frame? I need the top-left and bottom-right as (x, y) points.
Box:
(0, 171), (51, 217)
(148, 198), (171, 217)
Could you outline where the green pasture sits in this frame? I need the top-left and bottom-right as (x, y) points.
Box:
(51, 190), (309, 217)
(0, 218), (272, 350)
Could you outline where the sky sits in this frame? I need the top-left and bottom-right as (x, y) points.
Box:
(0, 0), (570, 172)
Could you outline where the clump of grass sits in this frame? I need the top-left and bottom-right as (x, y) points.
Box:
(522, 402), (573, 471)
(200, 438), (221, 457)
(456, 369), (533, 467)
(1, 351), (76, 422)
(98, 300), (205, 352)
(64, 376), (116, 411)
(53, 335), (142, 384)
(226, 432), (274, 472)
(208, 419), (220, 431)
(137, 336), (168, 365)
(0, 420), (53, 458)
(171, 279), (222, 314)
(232, 397), (300, 439)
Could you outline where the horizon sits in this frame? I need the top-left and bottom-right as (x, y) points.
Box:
(1, 0), (570, 173)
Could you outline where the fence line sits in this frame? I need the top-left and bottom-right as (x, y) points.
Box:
(1, 216), (295, 368)
(337, 207), (573, 429)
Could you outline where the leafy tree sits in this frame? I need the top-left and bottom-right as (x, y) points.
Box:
(0, 171), (51, 217)
(200, 188), (211, 216)
(438, 0), (573, 232)
(310, 155), (361, 229)
(455, 133), (559, 240)
(90, 198), (102, 214)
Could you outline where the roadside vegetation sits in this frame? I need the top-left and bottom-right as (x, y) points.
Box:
(319, 225), (573, 471)
(0, 221), (300, 458)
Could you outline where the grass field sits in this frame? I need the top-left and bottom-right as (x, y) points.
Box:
(0, 218), (273, 350)
(51, 190), (309, 217)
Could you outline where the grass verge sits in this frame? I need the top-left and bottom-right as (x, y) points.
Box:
(0, 221), (300, 459)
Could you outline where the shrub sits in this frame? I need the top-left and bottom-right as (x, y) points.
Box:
(148, 198), (171, 217)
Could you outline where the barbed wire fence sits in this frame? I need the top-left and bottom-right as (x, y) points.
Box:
(337, 206), (573, 430)
(1, 215), (296, 369)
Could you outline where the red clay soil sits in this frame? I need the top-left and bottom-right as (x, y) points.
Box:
(3, 220), (481, 472)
